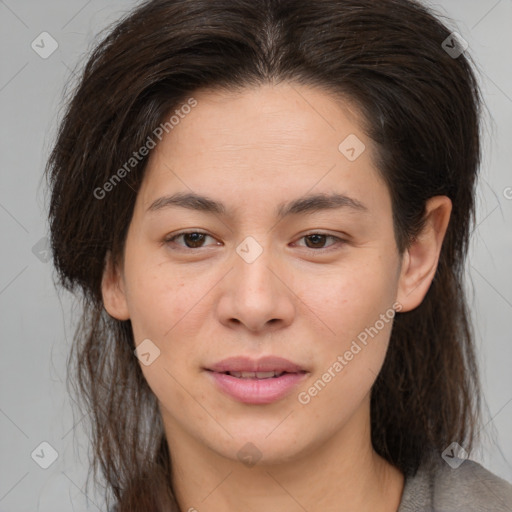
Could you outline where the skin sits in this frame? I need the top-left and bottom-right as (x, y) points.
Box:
(102, 82), (452, 512)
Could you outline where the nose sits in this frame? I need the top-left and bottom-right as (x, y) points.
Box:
(215, 239), (296, 334)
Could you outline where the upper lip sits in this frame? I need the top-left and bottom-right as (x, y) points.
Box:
(206, 356), (307, 373)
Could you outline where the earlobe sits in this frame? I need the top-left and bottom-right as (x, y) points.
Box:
(101, 251), (130, 320)
(396, 196), (452, 312)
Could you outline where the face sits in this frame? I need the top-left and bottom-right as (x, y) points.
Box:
(103, 82), (431, 466)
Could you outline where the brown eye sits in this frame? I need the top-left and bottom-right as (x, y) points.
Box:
(304, 234), (329, 249)
(297, 233), (344, 250)
(165, 231), (217, 249)
(181, 233), (206, 248)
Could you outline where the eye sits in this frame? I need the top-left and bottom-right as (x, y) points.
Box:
(164, 231), (346, 251)
(164, 231), (220, 249)
(294, 233), (345, 250)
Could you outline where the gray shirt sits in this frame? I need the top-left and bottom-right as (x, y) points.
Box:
(398, 457), (512, 511)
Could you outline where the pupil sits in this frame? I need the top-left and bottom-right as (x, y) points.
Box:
(307, 234), (325, 248)
(185, 233), (204, 247)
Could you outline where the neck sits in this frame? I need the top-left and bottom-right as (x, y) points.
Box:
(163, 398), (404, 512)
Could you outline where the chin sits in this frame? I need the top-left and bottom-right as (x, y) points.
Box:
(202, 424), (312, 466)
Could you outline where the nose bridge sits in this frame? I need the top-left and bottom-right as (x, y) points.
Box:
(219, 233), (295, 331)
(233, 234), (277, 297)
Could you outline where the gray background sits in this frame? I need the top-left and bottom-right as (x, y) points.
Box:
(1, 0), (511, 510)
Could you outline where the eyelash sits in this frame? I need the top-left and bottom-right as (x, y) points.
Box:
(164, 231), (346, 252)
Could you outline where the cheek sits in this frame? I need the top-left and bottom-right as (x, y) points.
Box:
(294, 253), (398, 407)
(301, 257), (398, 346)
(123, 254), (198, 340)
(124, 261), (206, 415)
(297, 305), (394, 420)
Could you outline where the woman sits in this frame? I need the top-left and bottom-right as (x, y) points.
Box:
(45, 0), (512, 510)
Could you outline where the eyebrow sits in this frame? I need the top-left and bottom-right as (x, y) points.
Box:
(146, 191), (368, 218)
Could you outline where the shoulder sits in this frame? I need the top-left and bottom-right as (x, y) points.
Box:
(398, 455), (512, 512)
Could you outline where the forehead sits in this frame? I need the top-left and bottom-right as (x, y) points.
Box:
(165, 83), (368, 155)
(138, 83), (390, 219)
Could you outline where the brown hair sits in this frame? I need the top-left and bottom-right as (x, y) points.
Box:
(46, 0), (483, 510)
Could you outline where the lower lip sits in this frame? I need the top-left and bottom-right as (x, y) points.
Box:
(206, 371), (308, 404)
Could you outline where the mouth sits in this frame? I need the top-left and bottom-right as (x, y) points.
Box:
(205, 355), (307, 374)
(204, 356), (309, 404)
(216, 370), (299, 379)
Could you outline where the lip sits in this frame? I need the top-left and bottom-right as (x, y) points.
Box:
(206, 356), (307, 373)
(204, 356), (309, 405)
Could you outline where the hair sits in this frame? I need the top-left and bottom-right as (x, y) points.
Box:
(45, 0), (483, 510)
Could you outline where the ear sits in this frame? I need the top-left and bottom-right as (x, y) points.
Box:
(396, 196), (452, 312)
(101, 250), (130, 320)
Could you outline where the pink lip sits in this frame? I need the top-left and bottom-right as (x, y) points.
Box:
(205, 356), (308, 404)
(206, 356), (306, 373)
